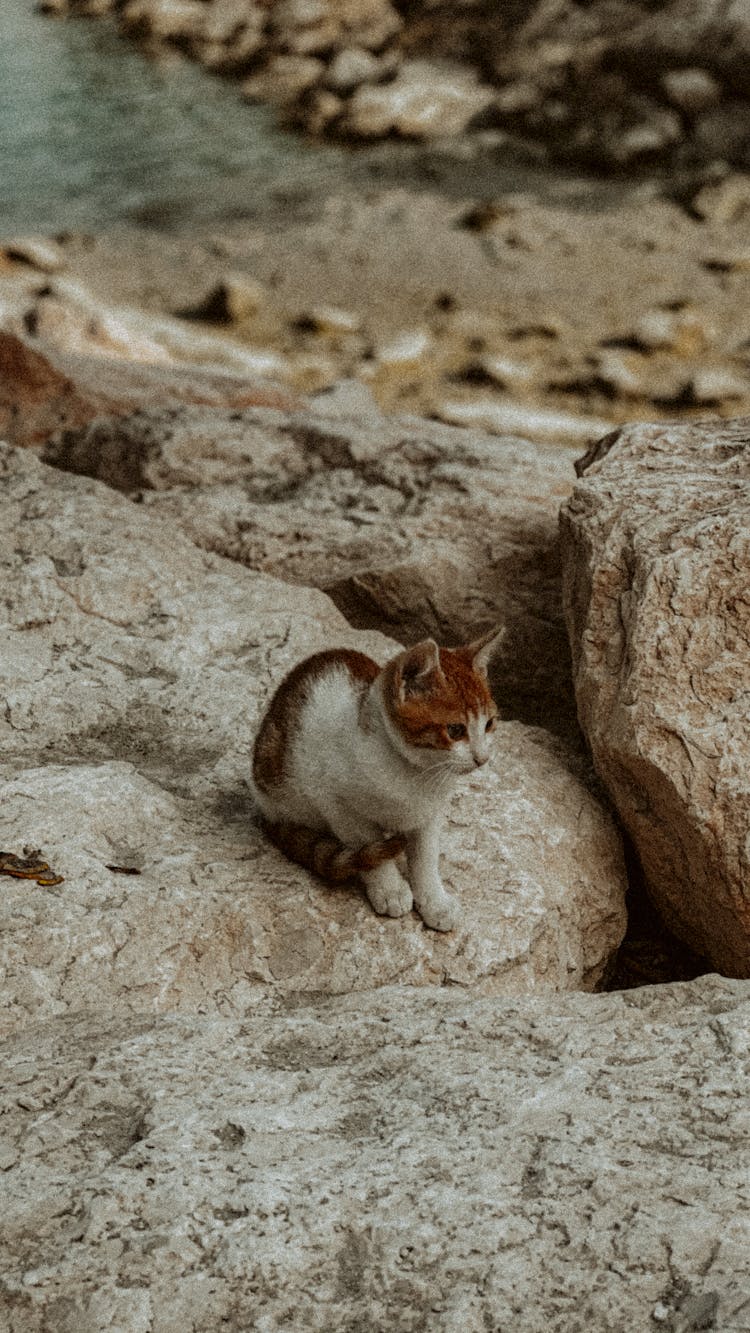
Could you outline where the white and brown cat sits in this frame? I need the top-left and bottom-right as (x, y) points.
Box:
(251, 628), (504, 931)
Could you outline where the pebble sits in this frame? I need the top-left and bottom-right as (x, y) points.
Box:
(612, 112), (681, 164)
(182, 274), (269, 324)
(595, 352), (643, 398)
(701, 249), (750, 273)
(691, 173), (750, 224)
(325, 47), (383, 94)
(2, 237), (66, 273)
(298, 304), (362, 335)
(689, 367), (749, 403)
(375, 329), (432, 367)
(661, 67), (721, 115)
(480, 355), (536, 391)
(634, 310), (714, 356)
(344, 60), (495, 139)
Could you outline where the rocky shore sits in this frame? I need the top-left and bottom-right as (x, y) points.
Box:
(41, 0), (750, 172)
(1, 321), (749, 1322)
(3, 10), (750, 1320)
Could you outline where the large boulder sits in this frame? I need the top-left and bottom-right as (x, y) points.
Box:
(45, 398), (580, 737)
(0, 442), (626, 1030)
(561, 417), (750, 976)
(2, 975), (748, 1331)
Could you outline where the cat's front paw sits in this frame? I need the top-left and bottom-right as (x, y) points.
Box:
(366, 871), (413, 919)
(417, 892), (460, 932)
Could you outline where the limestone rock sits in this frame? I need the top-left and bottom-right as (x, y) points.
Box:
(437, 398), (611, 446)
(44, 401), (581, 736)
(2, 976), (749, 1330)
(344, 60), (495, 139)
(325, 45), (387, 93)
(661, 66), (722, 115)
(561, 417), (750, 975)
(0, 332), (300, 448)
(0, 443), (627, 1030)
(271, 0), (400, 55)
(241, 54), (325, 106)
(0, 236), (66, 273)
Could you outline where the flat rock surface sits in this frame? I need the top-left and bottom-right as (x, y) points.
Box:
(0, 442), (627, 1031)
(561, 416), (750, 976)
(2, 976), (749, 1332)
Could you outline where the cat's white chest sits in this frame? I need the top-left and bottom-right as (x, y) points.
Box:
(294, 670), (448, 834)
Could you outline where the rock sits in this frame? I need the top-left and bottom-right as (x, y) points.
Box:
(121, 0), (207, 43)
(178, 273), (270, 324)
(2, 976), (749, 1330)
(271, 0), (400, 56)
(241, 54), (325, 106)
(610, 109), (682, 165)
(0, 332), (300, 449)
(311, 376), (383, 419)
(344, 60), (495, 139)
(560, 417), (750, 976)
(701, 247), (750, 273)
(287, 351), (340, 392)
(689, 367), (749, 403)
(324, 45), (384, 93)
(296, 303), (362, 335)
(27, 277), (298, 385)
(1, 237), (66, 273)
(691, 173), (750, 224)
(0, 443), (626, 1029)
(661, 66), (722, 115)
(0, 333), (107, 450)
(479, 354), (537, 392)
(594, 350), (644, 399)
(43, 400), (582, 737)
(436, 399), (611, 446)
(199, 0), (264, 66)
(632, 309), (714, 357)
(299, 87), (344, 134)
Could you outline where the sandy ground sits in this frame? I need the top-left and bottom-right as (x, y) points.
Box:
(48, 166), (750, 434)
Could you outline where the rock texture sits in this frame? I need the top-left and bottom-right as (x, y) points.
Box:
(561, 417), (750, 976)
(0, 441), (627, 1031)
(44, 395), (580, 736)
(0, 331), (300, 448)
(2, 976), (749, 1332)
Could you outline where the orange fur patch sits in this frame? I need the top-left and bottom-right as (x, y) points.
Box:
(384, 646), (496, 749)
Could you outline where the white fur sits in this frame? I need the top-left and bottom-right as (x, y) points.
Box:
(253, 664), (496, 931)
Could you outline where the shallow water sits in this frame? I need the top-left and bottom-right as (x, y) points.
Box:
(0, 2), (635, 235)
(0, 4), (368, 232)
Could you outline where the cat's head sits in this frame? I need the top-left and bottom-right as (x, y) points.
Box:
(381, 627), (505, 774)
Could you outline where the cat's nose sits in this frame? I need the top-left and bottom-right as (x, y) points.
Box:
(473, 752), (489, 768)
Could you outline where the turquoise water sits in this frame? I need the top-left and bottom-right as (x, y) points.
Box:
(0, 3), (362, 232)
(0, 3), (629, 234)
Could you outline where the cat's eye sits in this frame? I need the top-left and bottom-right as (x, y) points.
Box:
(446, 723), (467, 740)
(486, 717), (496, 733)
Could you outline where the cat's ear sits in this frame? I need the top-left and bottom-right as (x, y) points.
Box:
(397, 639), (445, 699)
(467, 625), (506, 676)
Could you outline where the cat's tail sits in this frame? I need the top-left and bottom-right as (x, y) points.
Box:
(263, 820), (405, 884)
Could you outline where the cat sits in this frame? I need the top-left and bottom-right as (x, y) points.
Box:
(251, 628), (504, 931)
